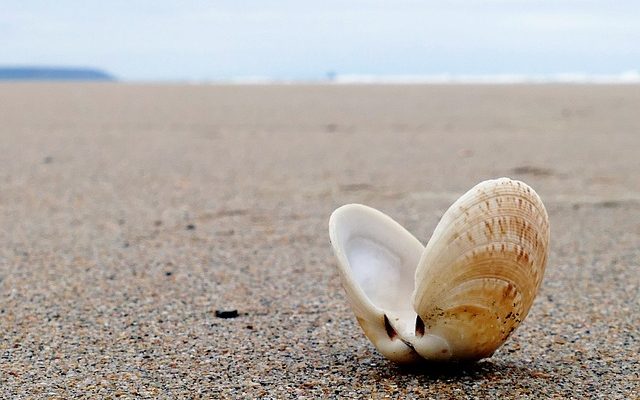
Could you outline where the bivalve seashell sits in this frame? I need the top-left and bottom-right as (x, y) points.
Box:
(328, 178), (549, 363)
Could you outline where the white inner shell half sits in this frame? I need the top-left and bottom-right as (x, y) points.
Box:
(330, 204), (426, 345)
(347, 236), (417, 335)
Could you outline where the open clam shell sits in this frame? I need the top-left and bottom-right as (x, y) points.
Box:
(329, 178), (550, 363)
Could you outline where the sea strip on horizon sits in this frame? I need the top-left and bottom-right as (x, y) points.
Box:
(215, 71), (640, 85)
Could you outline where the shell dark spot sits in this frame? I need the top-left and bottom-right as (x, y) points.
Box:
(498, 218), (506, 235)
(384, 314), (397, 339)
(466, 232), (475, 244)
(484, 221), (494, 238)
(415, 315), (425, 337)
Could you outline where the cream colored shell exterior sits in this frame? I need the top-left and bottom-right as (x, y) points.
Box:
(329, 178), (550, 363)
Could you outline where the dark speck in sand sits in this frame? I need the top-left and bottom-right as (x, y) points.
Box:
(165, 271), (173, 276)
(43, 156), (53, 164)
(595, 200), (623, 208)
(215, 310), (239, 319)
(510, 165), (555, 177)
(186, 224), (196, 230)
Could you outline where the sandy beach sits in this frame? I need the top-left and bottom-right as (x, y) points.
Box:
(0, 83), (638, 398)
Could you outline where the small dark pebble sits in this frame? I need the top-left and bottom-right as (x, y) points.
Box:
(510, 165), (554, 177)
(154, 220), (163, 226)
(186, 224), (196, 230)
(215, 310), (239, 319)
(246, 325), (254, 330)
(596, 200), (621, 208)
(165, 271), (173, 276)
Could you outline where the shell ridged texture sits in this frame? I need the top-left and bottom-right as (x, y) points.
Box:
(413, 178), (549, 360)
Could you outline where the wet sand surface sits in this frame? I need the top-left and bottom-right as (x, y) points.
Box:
(0, 83), (638, 398)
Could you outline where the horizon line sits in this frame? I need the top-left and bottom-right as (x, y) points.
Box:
(2, 68), (640, 84)
(213, 71), (640, 85)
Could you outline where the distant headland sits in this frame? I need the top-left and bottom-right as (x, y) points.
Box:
(0, 67), (115, 81)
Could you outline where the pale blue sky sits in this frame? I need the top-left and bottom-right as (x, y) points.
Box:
(1, 1), (639, 81)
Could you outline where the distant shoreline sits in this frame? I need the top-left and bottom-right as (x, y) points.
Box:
(0, 67), (115, 81)
(218, 72), (640, 85)
(2, 77), (640, 85)
(2, 67), (640, 84)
